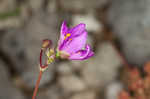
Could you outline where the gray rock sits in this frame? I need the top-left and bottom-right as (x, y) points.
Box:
(0, 17), (22, 29)
(37, 85), (64, 99)
(81, 42), (122, 89)
(24, 12), (59, 64)
(1, 11), (60, 87)
(28, 0), (44, 12)
(59, 75), (87, 93)
(0, 0), (24, 29)
(57, 62), (74, 75)
(72, 13), (103, 34)
(47, 0), (58, 14)
(60, 0), (110, 12)
(0, 59), (25, 99)
(70, 60), (85, 70)
(105, 81), (123, 99)
(1, 29), (26, 72)
(71, 90), (96, 99)
(20, 12), (60, 87)
(0, 0), (16, 13)
(107, 0), (150, 66)
(20, 4), (32, 23)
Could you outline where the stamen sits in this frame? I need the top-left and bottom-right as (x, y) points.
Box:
(66, 33), (71, 37)
(64, 33), (71, 40)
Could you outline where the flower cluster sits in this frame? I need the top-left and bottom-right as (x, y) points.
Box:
(39, 21), (94, 71)
(118, 61), (150, 99)
(32, 21), (94, 99)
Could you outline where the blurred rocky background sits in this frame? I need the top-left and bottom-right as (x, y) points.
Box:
(0, 0), (150, 99)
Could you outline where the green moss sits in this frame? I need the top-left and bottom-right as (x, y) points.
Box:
(0, 7), (21, 20)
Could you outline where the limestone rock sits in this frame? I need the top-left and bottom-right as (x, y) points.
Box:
(82, 42), (122, 88)
(107, 0), (150, 66)
(0, 59), (25, 99)
(59, 75), (86, 93)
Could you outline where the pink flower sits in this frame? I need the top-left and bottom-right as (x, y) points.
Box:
(57, 21), (94, 60)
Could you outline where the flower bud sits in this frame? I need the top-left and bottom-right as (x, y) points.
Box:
(42, 39), (52, 49)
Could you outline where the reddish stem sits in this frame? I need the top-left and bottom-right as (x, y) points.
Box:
(32, 40), (52, 99)
(40, 49), (48, 69)
(40, 49), (43, 67)
(111, 42), (131, 68)
(32, 48), (48, 99)
(32, 70), (43, 99)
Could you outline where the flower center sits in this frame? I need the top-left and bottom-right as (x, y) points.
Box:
(64, 33), (71, 40)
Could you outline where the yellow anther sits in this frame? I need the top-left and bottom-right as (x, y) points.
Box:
(64, 33), (71, 40)
(69, 38), (72, 41)
(66, 33), (71, 37)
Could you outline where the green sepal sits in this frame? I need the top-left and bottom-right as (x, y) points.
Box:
(56, 52), (60, 58)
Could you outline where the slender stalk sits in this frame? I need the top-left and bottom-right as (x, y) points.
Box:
(111, 42), (131, 68)
(32, 70), (43, 99)
(32, 39), (53, 99)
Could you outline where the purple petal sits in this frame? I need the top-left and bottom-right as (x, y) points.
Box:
(83, 50), (94, 60)
(58, 21), (68, 47)
(61, 30), (87, 54)
(69, 23), (86, 36)
(69, 44), (94, 60)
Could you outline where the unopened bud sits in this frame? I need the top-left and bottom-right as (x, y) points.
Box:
(42, 39), (52, 49)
